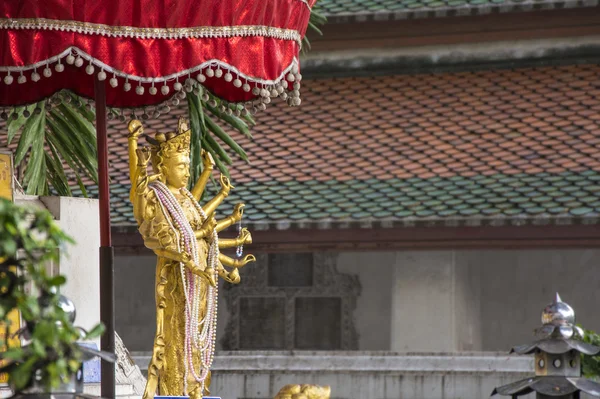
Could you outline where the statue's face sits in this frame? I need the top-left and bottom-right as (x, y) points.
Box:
(162, 153), (190, 189)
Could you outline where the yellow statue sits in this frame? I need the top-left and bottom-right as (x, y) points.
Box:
(274, 384), (332, 399)
(127, 118), (255, 399)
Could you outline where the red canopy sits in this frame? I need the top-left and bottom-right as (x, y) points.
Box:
(0, 0), (314, 109)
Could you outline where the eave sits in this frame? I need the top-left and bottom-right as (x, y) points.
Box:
(113, 221), (600, 253)
(304, 6), (600, 73)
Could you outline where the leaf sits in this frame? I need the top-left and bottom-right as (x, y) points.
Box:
(204, 102), (253, 139)
(50, 105), (98, 180)
(45, 143), (73, 196)
(67, 93), (95, 123)
(1, 348), (24, 361)
(205, 115), (248, 162)
(302, 7), (327, 55)
(47, 111), (97, 183)
(7, 109), (29, 145)
(2, 239), (17, 257)
(46, 121), (89, 197)
(12, 94), (99, 196)
(308, 21), (323, 36)
(14, 104), (45, 164)
(84, 323), (106, 340)
(187, 92), (204, 188)
(22, 111), (48, 195)
(47, 275), (66, 287)
(58, 102), (97, 155)
(31, 339), (46, 357)
(11, 357), (36, 390)
(204, 131), (233, 165)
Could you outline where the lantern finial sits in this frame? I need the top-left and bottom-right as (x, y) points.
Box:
(542, 293), (574, 327)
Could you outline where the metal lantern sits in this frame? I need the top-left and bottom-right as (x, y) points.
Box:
(492, 293), (600, 398)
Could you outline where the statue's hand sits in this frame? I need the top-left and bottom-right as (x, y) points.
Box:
(239, 227), (252, 245)
(201, 149), (215, 169)
(233, 203), (245, 218)
(202, 217), (217, 232)
(240, 254), (256, 266)
(226, 268), (240, 284)
(128, 119), (144, 139)
(136, 148), (151, 167)
(218, 266), (241, 284)
(179, 252), (192, 264)
(187, 262), (217, 287)
(219, 175), (234, 196)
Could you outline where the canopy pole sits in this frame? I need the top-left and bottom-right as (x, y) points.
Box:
(94, 80), (115, 399)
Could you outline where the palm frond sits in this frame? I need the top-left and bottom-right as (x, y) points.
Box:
(186, 90), (254, 186)
(302, 7), (327, 55)
(8, 97), (98, 197)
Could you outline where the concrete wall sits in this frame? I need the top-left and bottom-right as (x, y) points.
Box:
(114, 254), (231, 352)
(132, 351), (537, 399)
(116, 251), (392, 352)
(115, 248), (600, 354)
(474, 249), (600, 351)
(337, 252), (393, 350)
(390, 251), (482, 352)
(115, 254), (158, 352)
(43, 197), (101, 339)
(388, 249), (600, 352)
(15, 195), (102, 345)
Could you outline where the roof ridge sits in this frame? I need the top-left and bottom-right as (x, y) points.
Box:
(318, 0), (600, 22)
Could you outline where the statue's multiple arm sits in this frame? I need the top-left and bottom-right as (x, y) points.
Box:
(127, 121), (143, 205)
(153, 246), (217, 287)
(218, 228), (252, 248)
(215, 203), (244, 232)
(219, 253), (256, 268)
(191, 150), (215, 201)
(127, 120), (143, 188)
(131, 149), (162, 223)
(202, 174), (233, 217)
(127, 121), (162, 223)
(195, 217), (217, 240)
(128, 119), (253, 287)
(217, 263), (240, 284)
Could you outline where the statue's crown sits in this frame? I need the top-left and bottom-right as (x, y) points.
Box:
(149, 117), (191, 158)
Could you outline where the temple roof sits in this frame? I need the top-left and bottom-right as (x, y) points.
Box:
(317, 0), (600, 21)
(1, 64), (600, 229)
(96, 63), (600, 229)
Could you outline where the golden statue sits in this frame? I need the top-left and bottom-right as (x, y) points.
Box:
(274, 384), (332, 399)
(127, 118), (255, 399)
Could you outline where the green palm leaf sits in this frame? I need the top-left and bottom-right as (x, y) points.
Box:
(303, 7), (327, 54)
(7, 99), (98, 197)
(186, 90), (253, 185)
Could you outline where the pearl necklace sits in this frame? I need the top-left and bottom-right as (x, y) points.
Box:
(236, 217), (244, 258)
(150, 182), (219, 395)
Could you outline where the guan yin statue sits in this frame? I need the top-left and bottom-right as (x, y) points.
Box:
(127, 118), (255, 399)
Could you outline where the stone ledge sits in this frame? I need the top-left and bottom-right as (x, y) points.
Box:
(131, 351), (533, 374)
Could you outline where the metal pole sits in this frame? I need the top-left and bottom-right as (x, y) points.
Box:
(94, 79), (115, 399)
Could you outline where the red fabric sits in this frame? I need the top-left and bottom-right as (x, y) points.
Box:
(0, 0), (314, 107)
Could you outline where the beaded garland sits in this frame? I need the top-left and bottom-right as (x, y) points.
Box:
(236, 219), (244, 258)
(149, 181), (219, 395)
(0, 47), (303, 122)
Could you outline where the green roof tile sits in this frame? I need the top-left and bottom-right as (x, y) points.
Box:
(81, 170), (600, 226)
(437, 209), (458, 216)
(569, 207), (593, 216)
